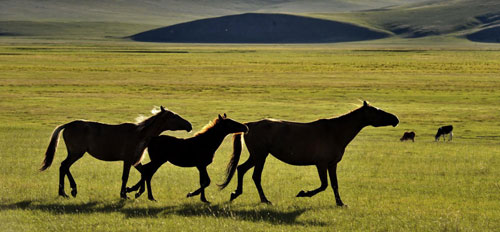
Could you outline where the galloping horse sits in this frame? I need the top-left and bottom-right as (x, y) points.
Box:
(126, 114), (248, 203)
(40, 106), (192, 199)
(219, 101), (399, 206)
(435, 125), (453, 141)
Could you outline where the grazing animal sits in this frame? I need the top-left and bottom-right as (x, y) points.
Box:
(126, 114), (249, 203)
(435, 125), (453, 141)
(400, 131), (415, 142)
(40, 106), (192, 199)
(218, 101), (399, 206)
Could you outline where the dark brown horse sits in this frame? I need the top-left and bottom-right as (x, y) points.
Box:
(400, 131), (415, 142)
(219, 101), (399, 206)
(126, 114), (248, 203)
(40, 106), (192, 199)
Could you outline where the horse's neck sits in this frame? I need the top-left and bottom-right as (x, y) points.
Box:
(195, 126), (226, 151)
(138, 116), (164, 138)
(330, 109), (367, 147)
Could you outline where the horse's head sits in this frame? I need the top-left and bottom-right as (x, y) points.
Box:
(359, 101), (399, 127)
(216, 113), (249, 134)
(156, 106), (192, 132)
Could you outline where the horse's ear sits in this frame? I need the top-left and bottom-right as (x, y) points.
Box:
(160, 106), (166, 112)
(363, 101), (368, 107)
(218, 114), (223, 120)
(223, 113), (227, 118)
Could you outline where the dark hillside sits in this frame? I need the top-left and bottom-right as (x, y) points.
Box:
(467, 26), (500, 43)
(130, 13), (389, 43)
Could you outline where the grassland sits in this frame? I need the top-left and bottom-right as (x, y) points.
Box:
(0, 42), (499, 231)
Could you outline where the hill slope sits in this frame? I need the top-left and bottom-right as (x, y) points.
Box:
(0, 0), (429, 25)
(310, 0), (500, 39)
(1, 0), (499, 43)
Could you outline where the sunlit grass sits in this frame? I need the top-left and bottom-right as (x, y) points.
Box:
(0, 44), (499, 231)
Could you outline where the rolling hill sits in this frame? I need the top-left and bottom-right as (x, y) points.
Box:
(0, 0), (499, 43)
(130, 13), (389, 43)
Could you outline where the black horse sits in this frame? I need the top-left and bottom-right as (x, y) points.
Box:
(127, 114), (248, 203)
(219, 101), (399, 206)
(435, 125), (453, 141)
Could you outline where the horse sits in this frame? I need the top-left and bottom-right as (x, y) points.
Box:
(126, 113), (249, 203)
(400, 131), (415, 142)
(435, 125), (453, 141)
(218, 101), (399, 206)
(40, 106), (192, 199)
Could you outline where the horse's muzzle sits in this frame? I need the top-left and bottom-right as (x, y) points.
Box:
(185, 124), (193, 132)
(392, 115), (400, 127)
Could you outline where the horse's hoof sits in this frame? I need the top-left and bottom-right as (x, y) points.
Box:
(135, 192), (143, 199)
(296, 190), (307, 197)
(59, 193), (69, 198)
(187, 192), (194, 198)
(120, 194), (130, 200)
(230, 192), (239, 201)
(202, 200), (211, 204)
(148, 197), (157, 202)
(71, 189), (77, 197)
(125, 187), (133, 193)
(337, 203), (348, 208)
(262, 200), (272, 205)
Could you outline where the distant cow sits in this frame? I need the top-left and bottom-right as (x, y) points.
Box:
(400, 131), (415, 142)
(435, 125), (453, 141)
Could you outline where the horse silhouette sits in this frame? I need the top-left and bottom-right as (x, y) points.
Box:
(40, 106), (192, 199)
(219, 101), (399, 206)
(126, 114), (248, 203)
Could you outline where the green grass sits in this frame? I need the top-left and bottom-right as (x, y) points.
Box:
(0, 43), (499, 231)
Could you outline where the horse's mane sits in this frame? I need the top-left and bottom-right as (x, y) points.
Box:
(194, 117), (221, 136)
(330, 104), (363, 121)
(137, 109), (162, 130)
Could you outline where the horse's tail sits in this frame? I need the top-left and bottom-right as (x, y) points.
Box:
(218, 133), (243, 190)
(40, 123), (68, 171)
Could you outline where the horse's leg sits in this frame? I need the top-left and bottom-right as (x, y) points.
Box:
(144, 172), (155, 201)
(230, 157), (255, 201)
(252, 155), (271, 204)
(126, 163), (146, 193)
(449, 132), (453, 141)
(187, 166), (211, 203)
(120, 162), (132, 199)
(59, 152), (84, 198)
(144, 163), (163, 201)
(328, 163), (345, 207)
(296, 164), (328, 198)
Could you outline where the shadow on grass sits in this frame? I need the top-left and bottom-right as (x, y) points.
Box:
(0, 200), (323, 226)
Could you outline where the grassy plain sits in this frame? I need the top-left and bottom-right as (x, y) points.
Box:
(0, 42), (499, 231)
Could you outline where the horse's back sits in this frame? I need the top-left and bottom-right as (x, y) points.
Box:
(148, 135), (186, 161)
(62, 120), (140, 161)
(438, 125), (453, 134)
(244, 119), (335, 165)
